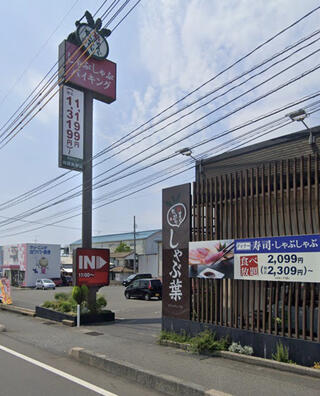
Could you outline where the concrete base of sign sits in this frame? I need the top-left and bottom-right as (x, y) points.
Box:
(162, 316), (320, 367)
(36, 306), (114, 325)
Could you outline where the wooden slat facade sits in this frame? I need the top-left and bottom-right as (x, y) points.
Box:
(191, 154), (320, 341)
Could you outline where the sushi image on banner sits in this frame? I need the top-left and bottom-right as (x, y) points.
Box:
(189, 239), (234, 279)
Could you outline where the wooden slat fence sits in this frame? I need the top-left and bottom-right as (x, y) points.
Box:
(191, 154), (320, 341)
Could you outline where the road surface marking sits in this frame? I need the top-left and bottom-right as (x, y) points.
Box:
(0, 344), (118, 396)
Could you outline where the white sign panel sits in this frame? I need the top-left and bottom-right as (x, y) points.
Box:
(25, 244), (61, 287)
(59, 85), (84, 171)
(234, 235), (320, 282)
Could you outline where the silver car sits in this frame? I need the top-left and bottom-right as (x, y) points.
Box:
(35, 279), (55, 290)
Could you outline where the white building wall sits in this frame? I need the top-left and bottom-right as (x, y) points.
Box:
(144, 231), (162, 254)
(138, 254), (158, 277)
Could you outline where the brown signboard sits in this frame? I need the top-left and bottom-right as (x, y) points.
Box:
(59, 40), (116, 104)
(162, 183), (191, 320)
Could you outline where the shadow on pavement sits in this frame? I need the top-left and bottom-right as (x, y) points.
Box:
(115, 317), (161, 325)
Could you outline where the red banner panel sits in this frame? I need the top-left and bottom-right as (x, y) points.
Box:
(59, 40), (116, 104)
(74, 248), (110, 287)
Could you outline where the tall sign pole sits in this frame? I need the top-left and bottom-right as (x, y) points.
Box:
(58, 11), (116, 306)
(133, 216), (137, 272)
(82, 91), (96, 306)
(82, 90), (93, 250)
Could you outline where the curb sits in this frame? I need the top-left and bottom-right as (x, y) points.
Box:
(62, 319), (75, 327)
(69, 347), (231, 396)
(159, 340), (320, 379)
(0, 304), (36, 317)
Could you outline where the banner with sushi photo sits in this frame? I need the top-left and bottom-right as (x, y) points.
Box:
(189, 240), (234, 279)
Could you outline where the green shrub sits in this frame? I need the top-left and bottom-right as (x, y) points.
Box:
(272, 342), (294, 363)
(72, 285), (88, 305)
(158, 330), (191, 344)
(58, 301), (72, 313)
(96, 295), (107, 309)
(80, 285), (89, 300)
(189, 331), (230, 353)
(42, 300), (56, 309)
(72, 286), (82, 304)
(54, 292), (70, 301)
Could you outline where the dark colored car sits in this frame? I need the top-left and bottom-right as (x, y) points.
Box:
(122, 273), (152, 287)
(124, 278), (162, 301)
(61, 275), (73, 286)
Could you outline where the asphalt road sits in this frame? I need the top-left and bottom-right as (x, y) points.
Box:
(10, 285), (162, 355)
(1, 284), (165, 396)
(3, 287), (320, 396)
(0, 319), (165, 396)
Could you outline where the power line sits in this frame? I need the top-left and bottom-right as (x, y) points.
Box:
(0, 0), (80, 108)
(0, 3), (319, 223)
(2, 25), (318, 214)
(0, 1), (134, 148)
(0, 111), (305, 238)
(2, 91), (319, 230)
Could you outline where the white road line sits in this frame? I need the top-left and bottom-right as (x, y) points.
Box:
(0, 344), (118, 396)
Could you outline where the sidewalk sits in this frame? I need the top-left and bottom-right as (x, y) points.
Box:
(1, 306), (320, 396)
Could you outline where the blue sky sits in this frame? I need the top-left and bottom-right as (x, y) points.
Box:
(1, 0), (320, 246)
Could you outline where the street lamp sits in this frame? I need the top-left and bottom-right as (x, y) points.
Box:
(287, 108), (315, 144)
(177, 147), (203, 179)
(177, 147), (197, 160)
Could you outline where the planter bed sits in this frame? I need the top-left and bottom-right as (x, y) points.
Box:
(159, 339), (320, 379)
(35, 306), (115, 325)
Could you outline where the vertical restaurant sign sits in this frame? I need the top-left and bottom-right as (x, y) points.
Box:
(234, 234), (320, 282)
(58, 40), (116, 104)
(59, 85), (84, 171)
(162, 183), (191, 319)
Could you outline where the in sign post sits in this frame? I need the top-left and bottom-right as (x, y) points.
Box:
(75, 248), (110, 287)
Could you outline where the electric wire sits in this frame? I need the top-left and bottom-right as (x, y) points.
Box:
(0, 113), (305, 238)
(2, 26), (319, 213)
(0, 3), (318, 151)
(2, 91), (320, 231)
(0, 4), (320, 227)
(0, 0), (80, 108)
(0, 0), (134, 147)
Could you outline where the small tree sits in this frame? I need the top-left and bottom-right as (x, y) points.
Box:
(72, 285), (89, 310)
(115, 241), (131, 252)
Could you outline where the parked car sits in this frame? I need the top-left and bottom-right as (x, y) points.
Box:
(35, 279), (56, 290)
(61, 274), (73, 286)
(51, 278), (63, 287)
(122, 273), (152, 287)
(124, 278), (162, 300)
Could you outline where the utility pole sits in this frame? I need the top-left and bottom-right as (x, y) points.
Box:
(133, 216), (137, 273)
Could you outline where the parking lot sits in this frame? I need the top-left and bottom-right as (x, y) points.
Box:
(11, 285), (162, 321)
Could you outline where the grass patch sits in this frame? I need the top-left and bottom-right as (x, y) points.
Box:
(41, 290), (108, 314)
(272, 342), (295, 364)
(159, 330), (230, 354)
(159, 330), (191, 344)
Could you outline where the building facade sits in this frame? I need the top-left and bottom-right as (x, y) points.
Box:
(70, 229), (162, 281)
(162, 126), (320, 366)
